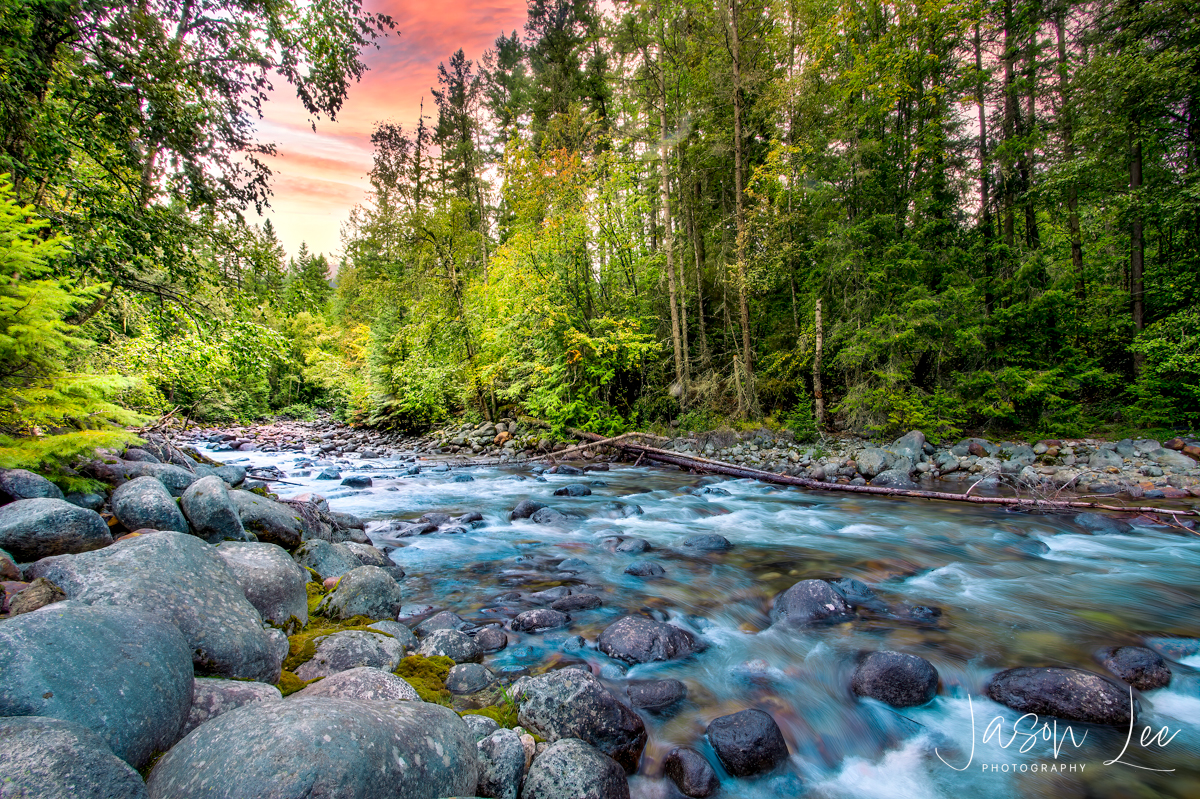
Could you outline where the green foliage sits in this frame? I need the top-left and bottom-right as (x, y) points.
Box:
(1129, 310), (1200, 427)
(394, 655), (455, 706)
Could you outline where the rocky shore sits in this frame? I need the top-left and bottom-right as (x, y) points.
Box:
(0, 420), (1197, 798)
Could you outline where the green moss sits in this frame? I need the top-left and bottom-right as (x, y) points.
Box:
(463, 703), (520, 728)
(277, 670), (322, 697)
(282, 614), (381, 672)
(306, 582), (326, 616)
(394, 655), (455, 706)
(138, 750), (166, 780)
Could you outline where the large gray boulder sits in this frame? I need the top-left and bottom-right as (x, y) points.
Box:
(85, 459), (202, 496)
(216, 541), (309, 627)
(890, 430), (927, 460)
(1148, 448), (1197, 469)
(294, 667), (420, 702)
(986, 667), (1137, 726)
(516, 668), (646, 773)
(28, 532), (283, 682)
(0, 603), (193, 768)
(0, 468), (64, 504)
(0, 717), (149, 799)
(854, 448), (893, 479)
(770, 579), (854, 627)
(179, 678), (281, 739)
(181, 475), (249, 543)
(521, 738), (629, 799)
(597, 615), (705, 665)
(0, 498), (111, 562)
(214, 464), (247, 486)
(111, 476), (189, 534)
(851, 651), (939, 708)
(418, 628), (480, 662)
(477, 728), (525, 799)
(146, 698), (478, 799)
(229, 489), (305, 549)
(294, 538), (361, 581)
(316, 565), (403, 621)
(293, 631), (406, 681)
(870, 469), (918, 489)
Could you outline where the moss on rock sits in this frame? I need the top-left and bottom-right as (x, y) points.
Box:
(394, 655), (455, 705)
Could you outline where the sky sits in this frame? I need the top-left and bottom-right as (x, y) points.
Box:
(256, 0), (529, 261)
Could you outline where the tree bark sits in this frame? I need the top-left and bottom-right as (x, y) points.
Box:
(725, 0), (754, 384)
(1055, 12), (1084, 306)
(975, 22), (994, 315)
(690, 180), (710, 366)
(659, 43), (686, 397)
(1002, 0), (1017, 249)
(814, 298), (825, 428)
(1130, 135), (1145, 376)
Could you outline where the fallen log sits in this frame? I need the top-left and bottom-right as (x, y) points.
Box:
(568, 429), (1199, 520)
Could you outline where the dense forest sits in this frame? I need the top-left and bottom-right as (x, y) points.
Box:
(2, 0), (1199, 477)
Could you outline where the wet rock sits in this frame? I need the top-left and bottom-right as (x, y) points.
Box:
(597, 615), (705, 665)
(554, 483), (592, 497)
(681, 533), (732, 551)
(513, 608), (571, 632)
(315, 565), (403, 621)
(557, 557), (591, 572)
(180, 678), (281, 738)
(447, 663), (495, 694)
(146, 698), (478, 799)
(624, 561), (665, 578)
(0, 603), (193, 768)
(510, 499), (547, 520)
(474, 625), (509, 653)
(626, 679), (687, 712)
(615, 537), (650, 553)
(663, 746), (720, 798)
(111, 476), (190, 534)
(706, 708), (790, 778)
(293, 631), (405, 681)
(851, 651), (939, 708)
(531, 507), (569, 525)
(465, 713), (502, 740)
(229, 490), (306, 549)
(521, 738), (630, 799)
(552, 594), (603, 612)
(7, 575), (66, 615)
(1073, 513), (1131, 535)
(516, 668), (647, 773)
(216, 542), (309, 626)
(477, 727), (525, 799)
(0, 498), (112, 561)
(0, 468), (64, 504)
(598, 502), (643, 519)
(0, 717), (149, 799)
(315, 468), (341, 480)
(293, 539), (361, 581)
(770, 579), (854, 627)
(418, 628), (480, 662)
(28, 532), (281, 682)
(83, 460), (203, 496)
(293, 666), (420, 702)
(1143, 636), (1200, 660)
(415, 609), (468, 637)
(829, 577), (880, 608)
(181, 476), (249, 543)
(528, 586), (572, 604)
(986, 667), (1137, 726)
(340, 475), (373, 488)
(1097, 646), (1171, 691)
(870, 469), (917, 489)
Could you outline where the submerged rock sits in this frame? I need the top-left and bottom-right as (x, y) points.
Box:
(624, 561), (665, 578)
(706, 708), (790, 778)
(986, 667), (1137, 727)
(851, 651), (939, 708)
(521, 738), (630, 799)
(663, 746), (720, 798)
(1097, 646), (1171, 691)
(681, 533), (732, 551)
(597, 615), (705, 665)
(512, 608), (570, 633)
(626, 679), (687, 712)
(769, 579), (854, 627)
(0, 716), (149, 799)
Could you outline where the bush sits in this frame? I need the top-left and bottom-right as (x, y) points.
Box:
(1128, 309), (1200, 427)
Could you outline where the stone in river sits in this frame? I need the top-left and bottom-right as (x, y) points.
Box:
(626, 679), (687, 712)
(417, 628), (480, 662)
(340, 475), (372, 488)
(0, 498), (112, 561)
(705, 708), (789, 778)
(553, 483), (592, 497)
(474, 625), (509, 653)
(769, 579), (854, 627)
(521, 738), (630, 799)
(552, 594), (603, 612)
(624, 561), (665, 578)
(512, 608), (571, 633)
(851, 651), (939, 708)
(681, 533), (732, 551)
(414, 609), (468, 637)
(986, 666), (1137, 726)
(476, 728), (525, 799)
(1097, 646), (1171, 691)
(663, 746), (720, 798)
(614, 537), (650, 553)
(597, 615), (705, 665)
(0, 716), (150, 799)
(179, 678), (281, 739)
(870, 469), (917, 489)
(510, 499), (546, 520)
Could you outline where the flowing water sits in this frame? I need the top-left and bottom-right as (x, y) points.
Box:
(212, 450), (1200, 798)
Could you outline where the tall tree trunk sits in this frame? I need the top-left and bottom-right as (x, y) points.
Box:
(689, 189), (710, 366)
(1130, 135), (1145, 376)
(1002, 0), (1017, 249)
(726, 0), (754, 385)
(814, 298), (824, 429)
(1055, 12), (1084, 306)
(975, 22), (994, 315)
(659, 45), (685, 397)
(1021, 19), (1040, 250)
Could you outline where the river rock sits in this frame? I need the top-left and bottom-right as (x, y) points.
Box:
(554, 483), (592, 497)
(316, 565), (403, 621)
(531, 507), (569, 525)
(474, 625), (509, 653)
(0, 717), (149, 799)
(111, 476), (190, 534)
(985, 667), (1137, 726)
(1149, 448), (1196, 469)
(597, 501), (643, 518)
(770, 579), (854, 627)
(512, 608), (570, 632)
(681, 533), (732, 551)
(516, 668), (647, 772)
(179, 678), (281, 738)
(368, 620), (418, 651)
(855, 449), (893, 479)
(0, 603), (193, 767)
(294, 539), (361, 581)
(294, 666), (420, 702)
(1089, 450), (1124, 470)
(447, 663), (495, 694)
(213, 464), (246, 486)
(1097, 646), (1172, 691)
(464, 714), (502, 740)
(521, 738), (630, 799)
(477, 727), (525, 799)
(624, 561), (665, 577)
(626, 679), (687, 712)
(663, 746), (720, 798)
(510, 499), (547, 520)
(0, 468), (64, 504)
(341, 475), (372, 488)
(415, 610), (468, 637)
(146, 698), (478, 799)
(228, 490), (307, 548)
(216, 541), (309, 626)
(851, 651), (939, 707)
(294, 631), (406, 681)
(181, 475), (249, 543)
(528, 586), (572, 604)
(598, 615), (704, 665)
(84, 459), (202, 496)
(0, 498), (112, 561)
(418, 628), (480, 662)
(552, 594), (603, 612)
(28, 531), (282, 682)
(891, 430), (926, 460)
(614, 537), (650, 553)
(870, 469), (917, 489)
(6, 576), (65, 615)
(0, 545), (18, 579)
(706, 708), (789, 777)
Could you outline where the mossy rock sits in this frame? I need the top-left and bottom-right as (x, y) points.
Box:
(462, 701), (519, 729)
(277, 670), (322, 697)
(394, 655), (455, 706)
(283, 614), (385, 673)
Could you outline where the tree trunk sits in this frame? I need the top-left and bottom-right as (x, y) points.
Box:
(814, 298), (824, 428)
(1002, 0), (1017, 249)
(975, 22), (994, 315)
(1021, 19), (1040, 250)
(659, 45), (685, 397)
(726, 0), (754, 383)
(1130, 136), (1145, 376)
(689, 191), (710, 366)
(1055, 12), (1084, 307)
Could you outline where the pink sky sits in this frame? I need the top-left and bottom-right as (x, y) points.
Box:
(256, 0), (529, 260)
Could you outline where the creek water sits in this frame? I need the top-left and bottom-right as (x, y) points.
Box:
(211, 450), (1200, 799)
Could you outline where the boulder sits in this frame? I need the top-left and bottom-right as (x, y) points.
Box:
(512, 608), (570, 633)
(0, 498), (112, 562)
(293, 539), (361, 581)
(28, 531), (282, 682)
(706, 709), (789, 778)
(229, 490), (306, 549)
(1148, 448), (1197, 469)
(418, 628), (480, 662)
(870, 469), (917, 489)
(464, 714), (502, 741)
(293, 631), (406, 681)
(1088, 450), (1124, 470)
(891, 430), (926, 460)
(6, 575), (66, 615)
(111, 476), (190, 534)
(216, 541), (309, 626)
(0, 602), (193, 768)
(626, 679), (687, 712)
(531, 507), (569, 525)
(597, 616), (705, 665)
(552, 594), (603, 612)
(179, 678), (281, 738)
(614, 538), (650, 553)
(341, 475), (372, 488)
(769, 579), (854, 627)
(213, 464), (246, 486)
(510, 499), (547, 521)
(986, 667), (1137, 727)
(662, 746), (720, 798)
(477, 728), (525, 799)
(521, 738), (630, 799)
(624, 561), (665, 578)
(1097, 646), (1171, 691)
(597, 502), (643, 519)
(0, 468), (64, 504)
(146, 698), (478, 799)
(854, 449), (893, 479)
(681, 534), (732, 551)
(474, 625), (509, 653)
(851, 651), (939, 708)
(294, 666), (420, 702)
(553, 484), (592, 497)
(516, 668), (646, 772)
(415, 610), (469, 637)
(447, 663), (496, 694)
(368, 620), (418, 651)
(181, 475), (249, 543)
(0, 717), (149, 799)
(84, 460), (202, 496)
(315, 565), (403, 621)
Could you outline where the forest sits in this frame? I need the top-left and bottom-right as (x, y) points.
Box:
(2, 0), (1199, 478)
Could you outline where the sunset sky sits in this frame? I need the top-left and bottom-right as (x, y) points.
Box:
(256, 0), (529, 260)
